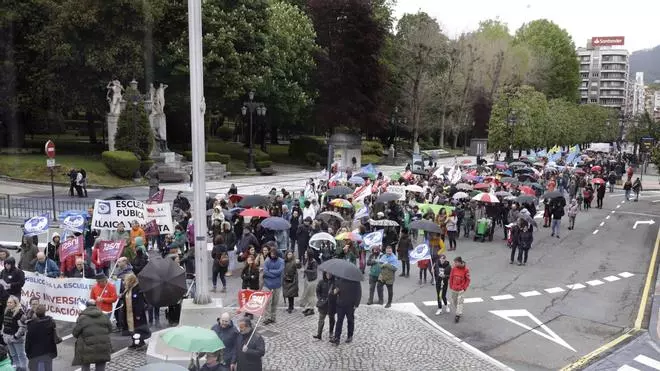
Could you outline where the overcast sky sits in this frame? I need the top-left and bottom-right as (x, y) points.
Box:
(393, 0), (660, 52)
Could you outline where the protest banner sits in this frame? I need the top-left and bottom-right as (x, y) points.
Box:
(143, 219), (159, 237)
(59, 235), (83, 261)
(145, 203), (175, 235)
(409, 243), (431, 264)
(363, 230), (383, 248)
(388, 185), (406, 201)
(91, 199), (146, 230)
(24, 214), (49, 237)
(21, 272), (120, 322)
(237, 290), (272, 316)
(146, 189), (165, 204)
(60, 213), (86, 233)
(98, 240), (126, 263)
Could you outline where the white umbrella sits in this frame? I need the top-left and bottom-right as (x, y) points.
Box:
(452, 192), (470, 200)
(309, 232), (336, 250)
(471, 193), (500, 203)
(405, 184), (424, 193)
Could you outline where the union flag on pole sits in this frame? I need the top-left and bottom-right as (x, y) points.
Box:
(237, 290), (273, 316)
(146, 189), (165, 204)
(143, 219), (159, 236)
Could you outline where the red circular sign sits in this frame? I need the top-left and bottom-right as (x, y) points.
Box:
(44, 140), (56, 159)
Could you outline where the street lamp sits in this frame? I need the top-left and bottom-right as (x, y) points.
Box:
(241, 91), (266, 170)
(506, 110), (517, 161)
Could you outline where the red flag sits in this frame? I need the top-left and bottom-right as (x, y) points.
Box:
(237, 289), (256, 308)
(97, 240), (126, 262)
(143, 219), (159, 236)
(146, 189), (165, 204)
(237, 290), (272, 316)
(59, 235), (83, 262)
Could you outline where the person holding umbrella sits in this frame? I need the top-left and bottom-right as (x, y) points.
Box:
(596, 183), (606, 209)
(318, 259), (362, 345)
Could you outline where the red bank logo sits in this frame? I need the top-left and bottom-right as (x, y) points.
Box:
(592, 36), (625, 47)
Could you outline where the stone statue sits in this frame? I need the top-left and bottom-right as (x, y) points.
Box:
(149, 82), (169, 152)
(149, 83), (156, 109)
(156, 83), (168, 114)
(106, 80), (124, 115)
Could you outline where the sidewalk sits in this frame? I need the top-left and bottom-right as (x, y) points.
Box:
(95, 307), (510, 371)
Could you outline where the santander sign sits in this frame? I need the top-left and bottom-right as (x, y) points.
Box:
(591, 36), (625, 47)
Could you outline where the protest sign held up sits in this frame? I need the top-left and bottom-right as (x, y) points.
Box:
(238, 290), (272, 316)
(97, 240), (126, 263)
(59, 235), (83, 261)
(91, 199), (146, 230)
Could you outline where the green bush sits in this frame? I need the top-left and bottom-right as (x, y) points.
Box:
(114, 86), (153, 160)
(362, 140), (385, 155)
(140, 159), (154, 174)
(362, 154), (382, 165)
(181, 151), (230, 164)
(305, 152), (322, 166)
(216, 126), (234, 141)
(101, 151), (140, 179)
(255, 160), (272, 170)
(289, 136), (326, 158)
(207, 141), (270, 162)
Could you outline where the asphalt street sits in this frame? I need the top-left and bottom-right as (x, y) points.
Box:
(583, 332), (660, 371)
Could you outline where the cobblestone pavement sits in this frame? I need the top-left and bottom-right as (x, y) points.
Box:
(96, 307), (507, 371)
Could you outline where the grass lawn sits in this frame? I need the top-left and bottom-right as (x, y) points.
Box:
(0, 154), (141, 188)
(266, 144), (307, 166)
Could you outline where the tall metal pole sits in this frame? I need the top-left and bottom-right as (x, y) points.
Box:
(188, 0), (210, 304)
(248, 110), (254, 170)
(50, 168), (56, 221)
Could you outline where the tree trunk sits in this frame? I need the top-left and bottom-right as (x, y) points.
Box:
(488, 51), (504, 100)
(86, 110), (97, 144)
(270, 122), (278, 145)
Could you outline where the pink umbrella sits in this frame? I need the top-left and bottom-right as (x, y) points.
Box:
(474, 183), (490, 190)
(471, 193), (500, 203)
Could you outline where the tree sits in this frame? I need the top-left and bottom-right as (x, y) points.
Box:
(308, 0), (388, 133)
(115, 85), (153, 161)
(488, 85), (548, 151)
(514, 19), (580, 102)
(394, 12), (447, 144)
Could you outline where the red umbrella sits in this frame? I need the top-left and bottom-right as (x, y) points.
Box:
(471, 193), (500, 203)
(229, 194), (244, 203)
(461, 159), (472, 164)
(239, 208), (270, 218)
(474, 183), (490, 190)
(591, 165), (602, 172)
(592, 178), (606, 185)
(519, 186), (535, 196)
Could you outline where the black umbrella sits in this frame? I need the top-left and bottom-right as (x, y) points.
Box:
(515, 168), (535, 174)
(510, 161), (526, 167)
(138, 257), (187, 307)
(515, 195), (536, 204)
(104, 193), (136, 200)
(317, 211), (344, 222)
(542, 191), (564, 200)
(261, 216), (291, 231)
(319, 259), (364, 282)
(237, 195), (270, 208)
(409, 220), (442, 234)
(500, 177), (519, 184)
(326, 186), (353, 197)
(375, 192), (401, 204)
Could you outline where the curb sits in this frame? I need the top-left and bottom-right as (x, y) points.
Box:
(648, 227), (660, 344)
(0, 175), (139, 189)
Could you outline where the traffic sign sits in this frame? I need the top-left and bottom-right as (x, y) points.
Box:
(44, 140), (56, 159)
(46, 159), (56, 168)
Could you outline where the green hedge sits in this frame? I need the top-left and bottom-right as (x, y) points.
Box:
(362, 140), (384, 155)
(216, 126), (233, 141)
(289, 136), (326, 158)
(140, 159), (154, 174)
(182, 151), (230, 164)
(255, 160), (272, 170)
(101, 151), (139, 179)
(305, 152), (322, 166)
(207, 141), (270, 162)
(24, 139), (105, 155)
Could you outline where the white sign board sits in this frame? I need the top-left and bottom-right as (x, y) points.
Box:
(145, 203), (175, 235)
(21, 272), (120, 322)
(46, 159), (56, 168)
(91, 199), (146, 230)
(388, 185), (406, 201)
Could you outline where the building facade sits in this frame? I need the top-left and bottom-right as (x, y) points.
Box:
(631, 72), (645, 117)
(577, 43), (629, 113)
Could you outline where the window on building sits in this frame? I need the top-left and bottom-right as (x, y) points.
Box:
(590, 98), (598, 103)
(592, 72), (599, 77)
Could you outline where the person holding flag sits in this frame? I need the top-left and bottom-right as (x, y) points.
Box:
(376, 246), (399, 308)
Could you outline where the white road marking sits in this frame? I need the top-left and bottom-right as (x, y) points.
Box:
(652, 199), (660, 203)
(619, 272), (635, 278)
(606, 215), (611, 220)
(599, 222), (605, 227)
(566, 284), (586, 290)
(634, 354), (660, 369)
(463, 297), (484, 303)
(617, 205), (621, 209)
(422, 301), (436, 306)
(62, 334), (73, 341)
(586, 280), (604, 286)
(520, 290), (542, 297)
(603, 275), (621, 282)
(621, 200), (626, 204)
(612, 211), (616, 214)
(490, 309), (576, 352)
(593, 230), (599, 235)
(544, 287), (565, 294)
(491, 294), (515, 301)
(617, 365), (641, 371)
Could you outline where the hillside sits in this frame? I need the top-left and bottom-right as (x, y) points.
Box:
(630, 45), (660, 83)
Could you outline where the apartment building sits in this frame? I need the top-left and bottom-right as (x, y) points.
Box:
(577, 37), (629, 113)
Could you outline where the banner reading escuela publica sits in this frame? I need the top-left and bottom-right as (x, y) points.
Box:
(20, 272), (121, 322)
(145, 203), (175, 235)
(91, 199), (146, 230)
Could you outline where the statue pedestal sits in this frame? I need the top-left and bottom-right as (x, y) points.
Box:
(107, 114), (120, 151)
(149, 152), (189, 183)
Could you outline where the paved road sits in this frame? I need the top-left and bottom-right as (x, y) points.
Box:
(584, 332), (660, 371)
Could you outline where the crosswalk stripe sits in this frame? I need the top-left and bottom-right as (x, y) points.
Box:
(618, 365), (641, 371)
(634, 354), (660, 370)
(604, 275), (621, 282)
(520, 290), (542, 297)
(463, 297), (484, 303)
(566, 283), (586, 290)
(619, 272), (635, 278)
(491, 294), (514, 301)
(422, 301), (436, 306)
(545, 287), (565, 294)
(586, 280), (604, 286)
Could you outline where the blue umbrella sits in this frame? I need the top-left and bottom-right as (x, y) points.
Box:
(348, 176), (365, 185)
(261, 216), (291, 231)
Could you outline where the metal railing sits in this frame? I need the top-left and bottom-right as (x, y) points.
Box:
(0, 194), (94, 221)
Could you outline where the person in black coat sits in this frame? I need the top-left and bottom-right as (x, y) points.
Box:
(296, 218), (312, 263)
(25, 304), (58, 371)
(211, 236), (229, 293)
(596, 183), (606, 209)
(120, 274), (150, 345)
(313, 272), (335, 341)
(331, 277), (361, 345)
(233, 317), (265, 371)
(0, 257), (25, 298)
(433, 255), (451, 315)
(240, 255), (260, 290)
(131, 248), (148, 275)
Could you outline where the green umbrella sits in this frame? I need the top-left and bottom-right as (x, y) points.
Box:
(160, 326), (225, 353)
(391, 172), (401, 181)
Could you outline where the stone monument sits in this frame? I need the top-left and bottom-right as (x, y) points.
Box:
(149, 82), (169, 156)
(106, 80), (125, 151)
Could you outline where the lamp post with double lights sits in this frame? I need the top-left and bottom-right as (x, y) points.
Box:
(241, 90), (267, 170)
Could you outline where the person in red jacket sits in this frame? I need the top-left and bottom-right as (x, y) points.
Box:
(448, 256), (470, 323)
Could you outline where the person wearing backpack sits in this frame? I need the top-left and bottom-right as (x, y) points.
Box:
(210, 236), (229, 293)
